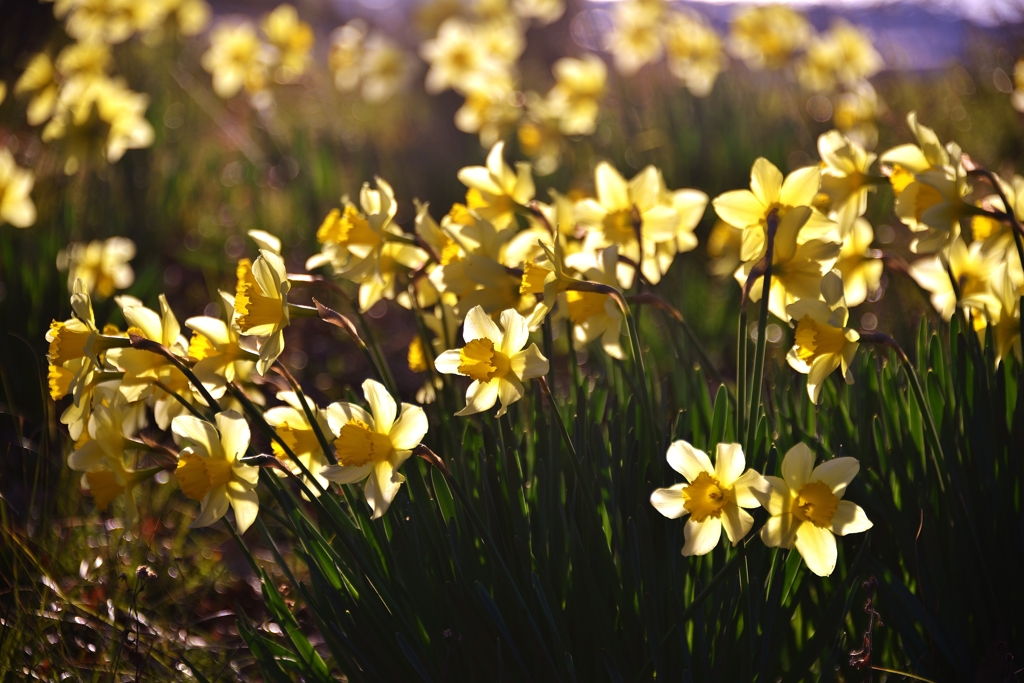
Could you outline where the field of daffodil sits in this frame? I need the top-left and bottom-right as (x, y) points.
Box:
(1, 0), (1023, 680)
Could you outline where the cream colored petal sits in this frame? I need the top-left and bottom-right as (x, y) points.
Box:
(192, 486), (230, 528)
(681, 517), (722, 556)
(463, 305), (503, 345)
(456, 380), (500, 416)
(185, 316), (231, 347)
(512, 161), (535, 204)
(322, 462), (373, 484)
(712, 190), (764, 229)
(756, 475), (790, 514)
(457, 165), (503, 195)
(574, 198), (609, 227)
(721, 504), (753, 545)
(879, 144), (930, 173)
(171, 414), (221, 459)
(365, 460), (405, 519)
(229, 484), (259, 534)
(639, 204), (680, 242)
(781, 443), (815, 490)
(252, 252), (285, 298)
(434, 349), (465, 375)
(751, 157), (784, 206)
(830, 500), (873, 536)
(324, 402), (374, 435)
(780, 166), (822, 208)
(499, 308), (530, 355)
(665, 439), (714, 482)
(733, 469), (770, 508)
(256, 330), (285, 377)
(595, 161), (630, 212)
(67, 440), (106, 471)
(713, 442), (745, 486)
(495, 376), (524, 418)
(389, 403), (428, 451)
(809, 456), (860, 497)
(362, 379), (397, 434)
(650, 483), (689, 519)
(795, 523), (837, 576)
(216, 410), (250, 461)
(122, 305), (163, 342)
(760, 513), (798, 549)
(510, 343), (549, 380)
(806, 355), (841, 404)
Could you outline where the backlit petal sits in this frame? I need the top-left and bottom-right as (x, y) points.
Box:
(666, 440), (714, 482)
(830, 500), (873, 536)
(809, 456), (860, 497)
(713, 443), (745, 486)
(682, 517), (722, 556)
(795, 523), (837, 577)
(362, 379), (397, 434)
(650, 483), (688, 519)
(781, 443), (814, 490)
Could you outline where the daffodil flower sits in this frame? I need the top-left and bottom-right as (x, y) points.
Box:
(663, 9), (726, 97)
(834, 218), (882, 308)
(201, 20), (272, 98)
(786, 272), (860, 404)
(650, 440), (769, 556)
(458, 142), (535, 230)
(261, 4), (314, 83)
(234, 250), (290, 376)
(56, 237), (135, 299)
(173, 411), (260, 533)
(727, 5), (810, 70)
(265, 390), (332, 493)
(0, 146), (36, 228)
(756, 443), (872, 577)
(68, 403), (158, 526)
(185, 291), (258, 399)
(112, 294), (196, 429)
(321, 379), (428, 519)
(713, 157), (836, 264)
(818, 130), (877, 235)
(434, 305), (549, 417)
(908, 236), (1002, 321)
(561, 246), (625, 359)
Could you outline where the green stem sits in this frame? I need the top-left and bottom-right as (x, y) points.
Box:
(742, 209), (779, 455)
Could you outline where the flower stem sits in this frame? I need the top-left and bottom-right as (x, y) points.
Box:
(743, 209), (779, 457)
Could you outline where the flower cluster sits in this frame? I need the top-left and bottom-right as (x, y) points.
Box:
(651, 440), (872, 577)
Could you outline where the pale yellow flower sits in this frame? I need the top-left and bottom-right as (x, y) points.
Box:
(606, 3), (662, 76)
(56, 237), (134, 298)
(112, 294), (197, 429)
(262, 4), (314, 83)
(785, 272), (860, 404)
(421, 18), (503, 95)
(454, 72), (522, 147)
(663, 9), (726, 97)
(458, 141), (535, 230)
(329, 21), (366, 93)
(15, 53), (60, 126)
(986, 264), (1023, 366)
(735, 206), (841, 321)
(757, 443), (872, 577)
(68, 403), (156, 525)
(55, 41), (112, 80)
(818, 129), (877, 235)
(650, 441), (768, 556)
(712, 157), (836, 264)
(512, 0), (563, 24)
(265, 391), (332, 493)
(835, 218), (882, 308)
(434, 306), (549, 417)
(908, 236), (1002, 321)
(545, 54), (606, 136)
(173, 411), (259, 533)
(0, 147), (36, 228)
(796, 21), (882, 93)
(360, 32), (414, 104)
(322, 379), (428, 519)
(560, 246), (625, 359)
(202, 20), (272, 98)
(728, 5), (810, 71)
(833, 80), (880, 150)
(233, 251), (290, 375)
(185, 293), (257, 399)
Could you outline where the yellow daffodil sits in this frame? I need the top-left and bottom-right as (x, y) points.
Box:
(512, 0), (563, 24)
(735, 205), (841, 321)
(202, 20), (272, 98)
(908, 236), (1002, 321)
(234, 250), (290, 375)
(112, 294), (197, 429)
(756, 443), (872, 577)
(261, 4), (313, 83)
(15, 53), (60, 126)
(818, 130), (877, 235)
(986, 264), (1023, 366)
(329, 21), (366, 93)
(68, 403), (157, 526)
(321, 379), (428, 519)
(173, 411), (259, 533)
(454, 72), (522, 148)
(185, 293), (257, 399)
(545, 55), (606, 136)
(728, 5), (810, 71)
(663, 9), (726, 97)
(265, 391), (332, 493)
(607, 3), (663, 76)
(786, 272), (860, 403)
(707, 220), (743, 278)
(434, 305), (549, 416)
(796, 21), (882, 93)
(420, 18), (503, 95)
(458, 142), (535, 230)
(835, 218), (882, 307)
(0, 147), (36, 228)
(561, 246), (625, 359)
(56, 237), (134, 299)
(713, 157), (836, 264)
(650, 441), (769, 556)
(360, 32), (414, 104)
(832, 80), (880, 150)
